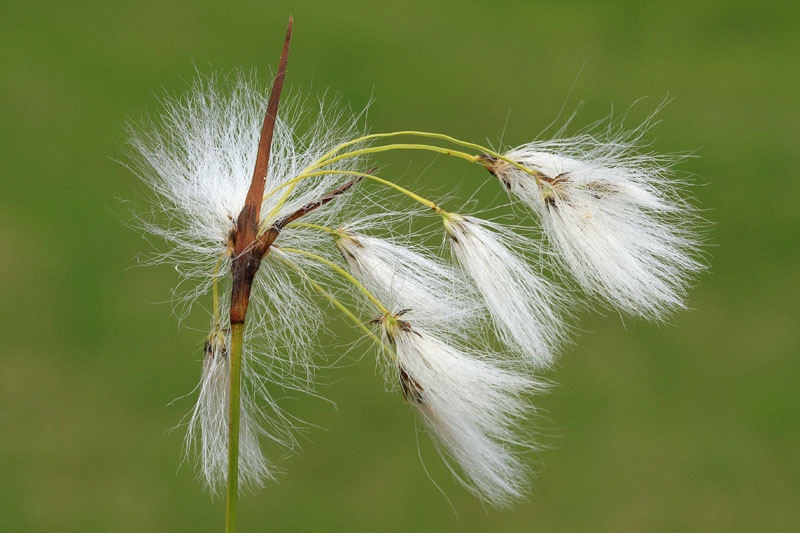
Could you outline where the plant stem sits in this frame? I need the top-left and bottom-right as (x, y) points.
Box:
(277, 246), (390, 314)
(225, 15), (293, 532)
(264, 144), (477, 221)
(212, 255), (225, 327)
(316, 130), (542, 182)
(311, 143), (480, 169)
(225, 321), (244, 533)
(274, 253), (390, 354)
(262, 170), (447, 223)
(284, 221), (339, 235)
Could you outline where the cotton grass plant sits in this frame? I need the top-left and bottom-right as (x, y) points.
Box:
(126, 18), (705, 531)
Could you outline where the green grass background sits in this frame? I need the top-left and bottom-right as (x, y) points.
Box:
(1, 1), (798, 531)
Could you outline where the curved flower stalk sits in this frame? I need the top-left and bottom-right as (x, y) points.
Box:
(378, 313), (545, 507)
(126, 16), (706, 529)
(480, 127), (704, 320)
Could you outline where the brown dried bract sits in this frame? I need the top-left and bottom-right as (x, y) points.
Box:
(228, 19), (365, 325)
(399, 366), (424, 404)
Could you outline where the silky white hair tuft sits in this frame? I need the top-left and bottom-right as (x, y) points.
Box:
(443, 215), (569, 368)
(336, 229), (482, 338)
(184, 331), (275, 495)
(492, 123), (704, 319)
(380, 318), (545, 507)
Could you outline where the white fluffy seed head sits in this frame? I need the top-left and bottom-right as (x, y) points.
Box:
(127, 70), (374, 377)
(443, 215), (569, 369)
(184, 329), (277, 495)
(492, 129), (704, 319)
(128, 66), (706, 508)
(126, 70), (368, 323)
(335, 229), (482, 338)
(380, 317), (544, 507)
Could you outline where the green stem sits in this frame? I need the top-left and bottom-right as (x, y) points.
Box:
(212, 256), (225, 328)
(265, 144), (480, 220)
(275, 254), (391, 355)
(283, 221), (340, 235)
(225, 322), (244, 533)
(262, 170), (447, 227)
(277, 247), (390, 314)
(264, 131), (541, 231)
(314, 130), (541, 182)
(311, 143), (480, 170)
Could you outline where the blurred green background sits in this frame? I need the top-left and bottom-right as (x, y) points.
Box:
(2, 1), (798, 531)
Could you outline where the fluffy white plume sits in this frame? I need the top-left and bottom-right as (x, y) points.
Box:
(128, 66), (706, 509)
(443, 215), (568, 369)
(490, 129), (704, 319)
(335, 229), (482, 338)
(184, 330), (278, 495)
(380, 317), (544, 507)
(128, 71), (372, 489)
(126, 71), (368, 354)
